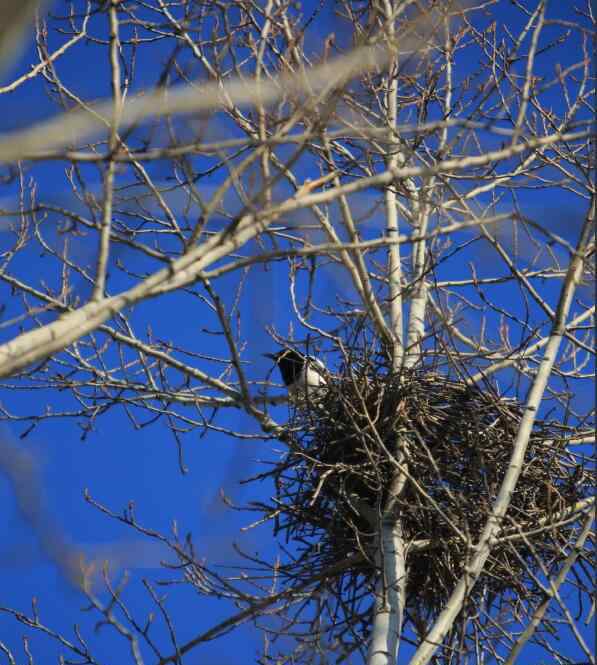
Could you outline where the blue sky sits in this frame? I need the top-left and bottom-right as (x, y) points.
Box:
(0, 1), (594, 664)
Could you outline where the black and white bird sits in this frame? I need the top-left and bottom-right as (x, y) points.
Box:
(264, 348), (327, 400)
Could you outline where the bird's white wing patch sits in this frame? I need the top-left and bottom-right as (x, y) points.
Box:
(288, 358), (327, 400)
(305, 364), (326, 388)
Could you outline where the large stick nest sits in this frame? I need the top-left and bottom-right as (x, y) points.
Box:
(258, 366), (591, 621)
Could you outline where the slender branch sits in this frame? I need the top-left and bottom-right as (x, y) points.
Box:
(504, 512), (593, 665)
(0, 41), (392, 162)
(91, 1), (122, 301)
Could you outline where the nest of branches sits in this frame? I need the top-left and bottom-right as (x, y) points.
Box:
(260, 365), (591, 621)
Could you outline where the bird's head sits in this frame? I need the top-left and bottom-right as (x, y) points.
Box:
(264, 349), (327, 398)
(263, 349), (306, 387)
(263, 348), (304, 363)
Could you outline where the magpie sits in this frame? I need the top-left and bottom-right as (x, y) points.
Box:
(264, 348), (327, 400)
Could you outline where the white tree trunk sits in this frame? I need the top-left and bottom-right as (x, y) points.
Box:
(367, 520), (407, 665)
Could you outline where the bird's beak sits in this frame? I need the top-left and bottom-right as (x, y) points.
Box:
(263, 353), (277, 360)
